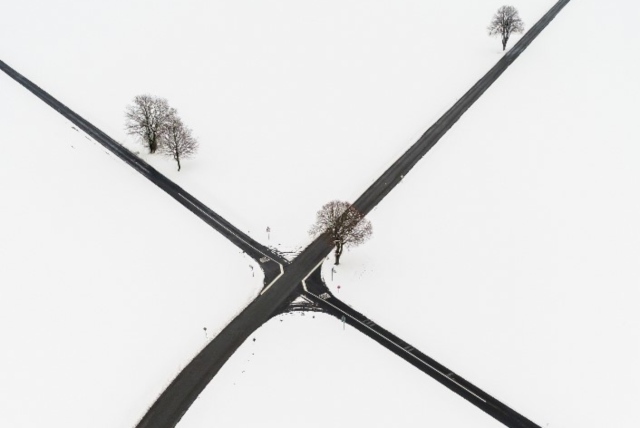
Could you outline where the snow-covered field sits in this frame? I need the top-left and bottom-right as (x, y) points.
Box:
(321, 1), (640, 427)
(1, 0), (553, 251)
(2, 0), (638, 427)
(180, 312), (503, 428)
(0, 74), (264, 427)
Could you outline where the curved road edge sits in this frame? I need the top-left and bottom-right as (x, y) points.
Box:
(0, 58), (286, 283)
(2, 0), (571, 425)
(133, 0), (571, 425)
(303, 270), (540, 427)
(134, 236), (336, 428)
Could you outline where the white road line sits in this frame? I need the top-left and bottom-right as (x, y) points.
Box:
(301, 279), (487, 404)
(260, 263), (285, 295)
(260, 254), (326, 296)
(133, 161), (150, 174)
(448, 379), (487, 403)
(177, 192), (284, 290)
(301, 259), (326, 285)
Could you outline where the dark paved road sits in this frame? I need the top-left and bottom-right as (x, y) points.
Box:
(134, 1), (570, 426)
(1, 0), (569, 426)
(350, 0), (571, 219)
(303, 270), (539, 428)
(0, 58), (286, 286)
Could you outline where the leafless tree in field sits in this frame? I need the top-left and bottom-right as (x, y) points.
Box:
(160, 114), (198, 171)
(488, 5), (525, 51)
(309, 200), (372, 265)
(125, 95), (174, 154)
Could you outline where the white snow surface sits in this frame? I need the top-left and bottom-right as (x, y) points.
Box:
(323, 1), (640, 427)
(1, 0), (552, 251)
(2, 0), (639, 427)
(0, 71), (263, 426)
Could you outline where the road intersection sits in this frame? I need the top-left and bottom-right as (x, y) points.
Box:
(0, 1), (570, 426)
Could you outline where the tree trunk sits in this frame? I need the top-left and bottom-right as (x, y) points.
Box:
(149, 138), (157, 154)
(334, 241), (343, 265)
(502, 36), (508, 51)
(176, 153), (181, 171)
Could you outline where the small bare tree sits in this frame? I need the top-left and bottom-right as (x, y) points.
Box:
(160, 114), (198, 171)
(125, 95), (174, 154)
(309, 200), (372, 265)
(488, 5), (525, 51)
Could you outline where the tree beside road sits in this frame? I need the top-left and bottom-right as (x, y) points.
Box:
(125, 95), (174, 154)
(160, 114), (198, 171)
(488, 5), (525, 51)
(125, 94), (198, 170)
(309, 200), (372, 265)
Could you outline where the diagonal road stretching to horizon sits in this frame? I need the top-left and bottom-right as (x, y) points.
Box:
(0, 57), (289, 287)
(0, 0), (570, 426)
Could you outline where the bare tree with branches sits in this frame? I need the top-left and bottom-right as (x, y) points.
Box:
(309, 200), (372, 265)
(160, 114), (198, 171)
(488, 5), (525, 51)
(125, 95), (174, 154)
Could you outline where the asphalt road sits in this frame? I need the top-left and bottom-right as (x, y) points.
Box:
(303, 270), (540, 428)
(1, 0), (569, 426)
(351, 0), (571, 219)
(134, 1), (570, 426)
(0, 58), (286, 286)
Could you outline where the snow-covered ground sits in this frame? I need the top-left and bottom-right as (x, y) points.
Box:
(2, 0), (638, 427)
(180, 312), (503, 428)
(1, 0), (553, 251)
(321, 1), (640, 427)
(0, 74), (263, 426)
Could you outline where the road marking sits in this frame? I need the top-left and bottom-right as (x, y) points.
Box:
(304, 259), (327, 284)
(261, 263), (285, 294)
(301, 278), (487, 404)
(261, 255), (325, 296)
(177, 192), (285, 292)
(133, 161), (150, 174)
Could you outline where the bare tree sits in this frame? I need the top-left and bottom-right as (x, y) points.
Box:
(160, 114), (198, 171)
(309, 200), (372, 265)
(125, 95), (174, 154)
(488, 5), (525, 51)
